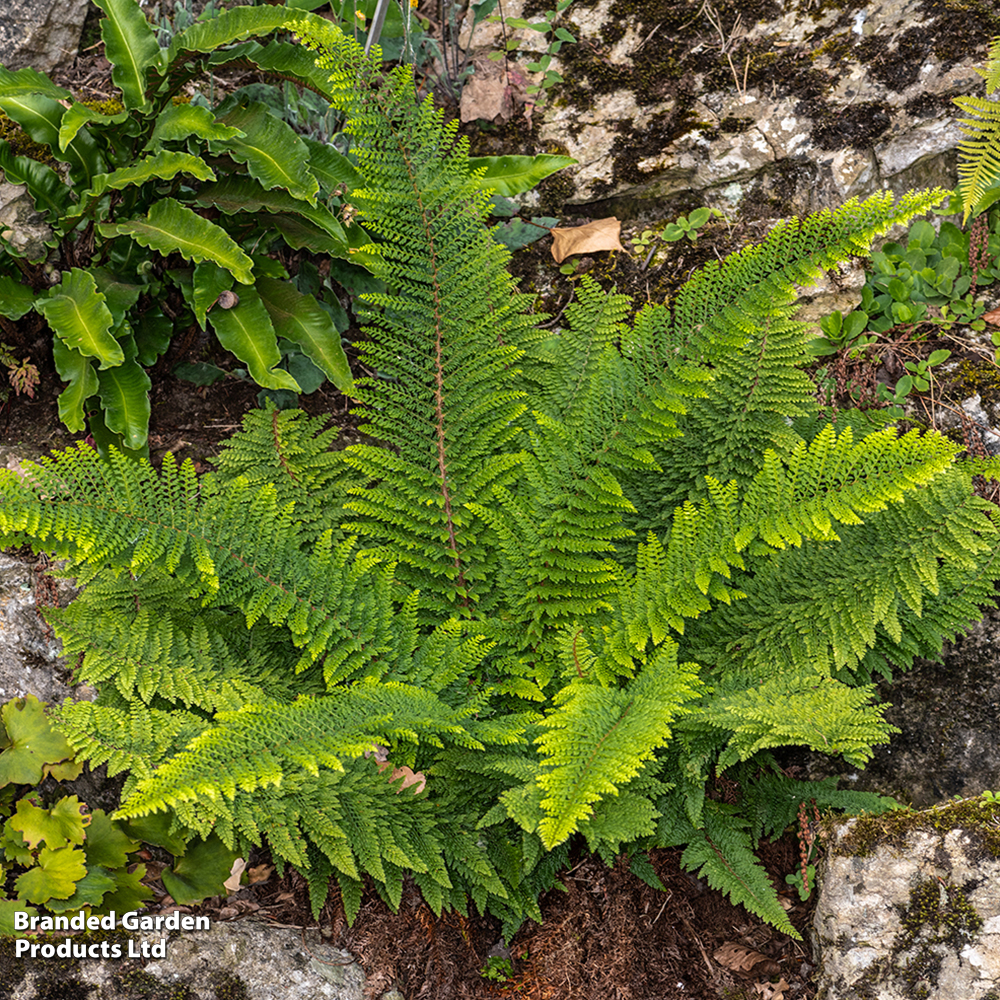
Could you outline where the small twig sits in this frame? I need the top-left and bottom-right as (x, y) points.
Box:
(537, 287), (576, 328)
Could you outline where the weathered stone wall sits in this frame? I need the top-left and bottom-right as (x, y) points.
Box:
(0, 0), (93, 75)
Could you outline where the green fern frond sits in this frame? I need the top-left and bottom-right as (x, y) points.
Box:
(212, 403), (356, 545)
(955, 93), (1000, 223)
(294, 16), (536, 613)
(659, 797), (798, 937)
(534, 644), (701, 849)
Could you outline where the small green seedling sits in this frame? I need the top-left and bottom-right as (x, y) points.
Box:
(661, 207), (722, 244)
(481, 954), (515, 982)
(897, 349), (952, 395)
(808, 309), (870, 356)
(488, 0), (575, 104)
(630, 229), (656, 249)
(785, 856), (817, 902)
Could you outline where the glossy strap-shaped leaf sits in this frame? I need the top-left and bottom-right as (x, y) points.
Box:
(97, 358), (153, 451)
(34, 269), (124, 369)
(210, 101), (319, 206)
(302, 136), (363, 193)
(270, 214), (347, 256)
(256, 275), (353, 393)
(208, 285), (300, 391)
(0, 94), (102, 189)
(98, 198), (254, 285)
(94, 0), (164, 109)
(86, 150), (217, 201)
(166, 5), (312, 63)
(193, 175), (346, 241)
(0, 67), (72, 102)
(58, 102), (129, 152)
(143, 103), (245, 153)
(52, 339), (99, 433)
(0, 141), (72, 225)
(466, 154), (577, 198)
(0, 275), (37, 320)
(206, 39), (337, 101)
(192, 260), (233, 329)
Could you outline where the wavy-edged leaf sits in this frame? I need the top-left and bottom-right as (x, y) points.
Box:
(58, 102), (129, 152)
(94, 0), (164, 109)
(193, 260), (234, 329)
(86, 150), (216, 201)
(210, 101), (318, 205)
(145, 103), (245, 153)
(270, 213), (347, 255)
(0, 67), (72, 101)
(302, 135), (363, 192)
(0, 93), (102, 188)
(89, 267), (144, 326)
(97, 198), (254, 284)
(97, 357), (152, 450)
(256, 275), (353, 392)
(133, 307), (174, 366)
(0, 274), (38, 320)
(467, 154), (577, 197)
(0, 140), (72, 225)
(208, 285), (300, 391)
(167, 5), (312, 62)
(194, 175), (346, 241)
(51, 339), (99, 433)
(35, 269), (123, 369)
(206, 39), (337, 100)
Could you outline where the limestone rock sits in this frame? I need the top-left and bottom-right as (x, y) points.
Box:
(815, 807), (1000, 999)
(138, 922), (366, 1000)
(0, 0), (93, 75)
(463, 0), (991, 219)
(0, 552), (79, 706)
(4, 923), (378, 999)
(0, 178), (55, 263)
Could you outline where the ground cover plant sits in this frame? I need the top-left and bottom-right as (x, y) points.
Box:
(2, 10), (1000, 954)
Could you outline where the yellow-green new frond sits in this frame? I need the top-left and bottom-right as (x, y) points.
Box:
(695, 674), (898, 772)
(736, 424), (960, 550)
(116, 683), (471, 822)
(955, 93), (1000, 223)
(534, 645), (701, 848)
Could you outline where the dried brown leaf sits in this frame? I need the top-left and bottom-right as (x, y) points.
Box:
(223, 857), (246, 895)
(753, 977), (790, 999)
(460, 57), (514, 123)
(713, 941), (781, 976)
(247, 863), (274, 885)
(982, 306), (1000, 325)
(550, 217), (626, 263)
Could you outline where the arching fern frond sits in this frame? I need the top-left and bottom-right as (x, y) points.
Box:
(954, 35), (1000, 222)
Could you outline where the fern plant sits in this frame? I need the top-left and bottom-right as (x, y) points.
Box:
(0, 14), (999, 941)
(954, 33), (1000, 221)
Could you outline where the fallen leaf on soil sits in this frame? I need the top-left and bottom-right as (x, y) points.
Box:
(753, 977), (790, 999)
(460, 56), (526, 123)
(247, 863), (273, 884)
(982, 306), (1000, 325)
(713, 941), (781, 976)
(223, 857), (246, 895)
(550, 217), (626, 262)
